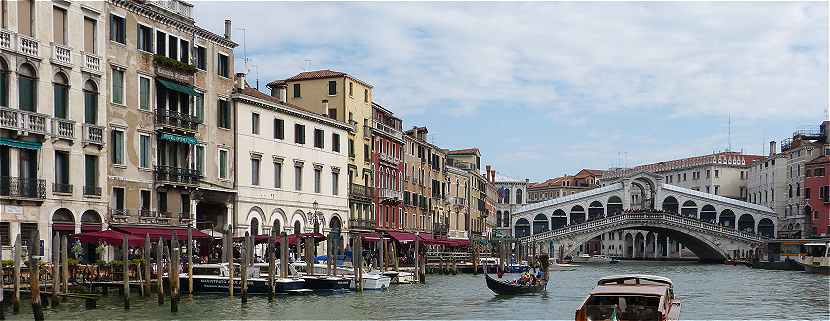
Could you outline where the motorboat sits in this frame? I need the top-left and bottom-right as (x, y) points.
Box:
(572, 254), (614, 264)
(798, 242), (830, 275)
(251, 262), (307, 293)
(290, 262), (351, 291)
(172, 263), (308, 294)
(381, 270), (416, 284)
(351, 271), (391, 290)
(575, 274), (681, 321)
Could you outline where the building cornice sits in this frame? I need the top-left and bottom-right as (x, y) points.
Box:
(110, 0), (238, 49)
(233, 92), (354, 133)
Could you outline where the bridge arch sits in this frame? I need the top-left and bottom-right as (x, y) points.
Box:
(758, 218), (775, 238)
(570, 205), (586, 224)
(532, 214), (549, 234)
(719, 209), (735, 228)
(515, 218), (530, 238)
(700, 205), (717, 223)
(681, 200), (698, 219)
(551, 210), (567, 229)
(738, 214), (755, 233)
(607, 196), (623, 216)
(662, 196), (679, 214)
(588, 201), (604, 221)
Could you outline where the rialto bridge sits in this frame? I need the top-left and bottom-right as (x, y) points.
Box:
(511, 172), (777, 262)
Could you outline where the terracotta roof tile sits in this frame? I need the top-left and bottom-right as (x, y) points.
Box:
(267, 69), (373, 88)
(447, 148), (480, 155)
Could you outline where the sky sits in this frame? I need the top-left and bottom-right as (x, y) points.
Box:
(194, 1), (828, 182)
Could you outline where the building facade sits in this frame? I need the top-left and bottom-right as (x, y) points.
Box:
(446, 165), (470, 239)
(805, 156), (830, 236)
(528, 169), (603, 203)
(371, 102), (403, 231)
(402, 127), (448, 236)
(232, 78), (350, 250)
(446, 148), (490, 237)
(267, 70), (375, 235)
(494, 173), (529, 237)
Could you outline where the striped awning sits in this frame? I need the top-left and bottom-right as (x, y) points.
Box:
(0, 138), (41, 150)
(159, 133), (198, 145)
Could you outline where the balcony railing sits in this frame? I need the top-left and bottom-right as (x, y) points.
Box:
(150, 0), (193, 19)
(378, 152), (400, 165)
(349, 183), (373, 201)
(83, 185), (102, 197)
(432, 223), (449, 236)
(155, 109), (200, 132)
(51, 43), (72, 66)
(0, 29), (12, 51)
(0, 177), (46, 199)
(372, 120), (403, 141)
(379, 188), (402, 202)
(52, 183), (72, 194)
(0, 107), (48, 135)
(81, 52), (102, 74)
(349, 218), (376, 230)
(17, 34), (38, 57)
(51, 118), (75, 140)
(154, 165), (201, 186)
(109, 209), (130, 224)
(82, 123), (105, 146)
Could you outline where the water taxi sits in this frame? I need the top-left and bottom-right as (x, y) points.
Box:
(799, 242), (830, 275)
(575, 274), (681, 321)
(176, 263), (307, 294)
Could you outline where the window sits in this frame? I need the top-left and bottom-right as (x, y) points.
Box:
(139, 134), (150, 168)
(0, 61), (7, 108)
(805, 188), (811, 200)
(714, 170), (719, 178)
(251, 158), (260, 186)
(111, 129), (124, 165)
(314, 129), (324, 148)
(140, 190), (151, 211)
(364, 89), (369, 102)
(252, 112), (260, 135)
(84, 81), (98, 124)
(180, 39), (189, 63)
(274, 118), (284, 139)
(714, 185), (719, 195)
(194, 145), (204, 175)
(796, 183), (801, 196)
(328, 80), (337, 95)
(349, 139), (355, 158)
(139, 75), (151, 110)
(293, 84), (301, 98)
(137, 24), (153, 52)
(218, 149), (229, 179)
(706, 170), (711, 178)
(18, 64), (36, 112)
(84, 17), (96, 53)
(274, 162), (282, 188)
(195, 46), (207, 70)
(158, 191), (167, 213)
(314, 167), (321, 193)
(109, 14), (125, 44)
(55, 151), (70, 188)
(84, 155), (98, 195)
(295, 124), (306, 144)
(113, 187), (125, 210)
(156, 30), (166, 55)
(168, 35), (178, 60)
(364, 145), (369, 160)
(332, 172), (339, 195)
(217, 53), (229, 78)
(0, 222), (10, 246)
(349, 82), (353, 96)
(111, 68), (124, 105)
(217, 99), (231, 129)
(332, 133), (340, 152)
(53, 7), (67, 45)
(194, 92), (204, 122)
(294, 165), (303, 191)
(53, 74), (69, 119)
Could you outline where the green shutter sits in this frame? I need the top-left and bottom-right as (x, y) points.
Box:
(112, 69), (123, 104)
(0, 72), (8, 107)
(84, 91), (97, 124)
(139, 77), (150, 110)
(195, 93), (204, 122)
(18, 77), (35, 111)
(219, 151), (227, 178)
(53, 84), (67, 119)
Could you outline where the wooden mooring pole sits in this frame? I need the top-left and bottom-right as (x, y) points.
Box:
(171, 234), (179, 313)
(267, 231), (275, 301)
(156, 237), (164, 306)
(280, 233), (289, 279)
(30, 231), (43, 321)
(187, 227), (193, 295)
(122, 234), (130, 310)
(241, 232), (249, 305)
(61, 236), (68, 300)
(143, 235), (151, 297)
(51, 234), (60, 308)
(226, 229), (234, 298)
(12, 234), (20, 314)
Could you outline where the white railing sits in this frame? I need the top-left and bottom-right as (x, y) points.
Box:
(82, 52), (102, 73)
(17, 34), (38, 57)
(52, 43), (72, 65)
(372, 120), (403, 141)
(83, 123), (105, 145)
(151, 0), (193, 19)
(452, 196), (467, 207)
(52, 118), (75, 140)
(379, 188), (402, 200)
(379, 152), (399, 164)
(0, 107), (48, 135)
(0, 28), (13, 51)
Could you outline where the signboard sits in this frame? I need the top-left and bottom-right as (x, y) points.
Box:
(155, 65), (193, 85)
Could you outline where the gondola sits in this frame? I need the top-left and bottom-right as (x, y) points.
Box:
(485, 273), (546, 295)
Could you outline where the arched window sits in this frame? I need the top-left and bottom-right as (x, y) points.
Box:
(18, 63), (37, 112)
(516, 189), (523, 204)
(505, 189), (511, 204)
(503, 211), (510, 227)
(53, 72), (70, 119)
(329, 216), (341, 232)
(83, 80), (98, 124)
(293, 221), (301, 235)
(250, 217), (259, 235)
(0, 58), (8, 107)
(496, 210), (502, 227)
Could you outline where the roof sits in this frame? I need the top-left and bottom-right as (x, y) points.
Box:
(447, 148), (480, 156)
(590, 284), (668, 296)
(575, 169), (605, 178)
(598, 274), (673, 286)
(235, 83), (353, 131)
(662, 183), (776, 214)
(529, 175), (572, 188)
(807, 156), (830, 166)
(604, 151), (765, 179)
(267, 69), (373, 88)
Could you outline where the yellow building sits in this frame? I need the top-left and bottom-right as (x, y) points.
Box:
(267, 70), (374, 228)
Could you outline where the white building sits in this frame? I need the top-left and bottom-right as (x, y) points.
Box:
(231, 76), (351, 251)
(494, 173), (528, 237)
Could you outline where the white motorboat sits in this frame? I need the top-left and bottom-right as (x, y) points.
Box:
(381, 270), (415, 284)
(799, 242), (830, 275)
(352, 271), (391, 290)
(571, 254), (614, 264)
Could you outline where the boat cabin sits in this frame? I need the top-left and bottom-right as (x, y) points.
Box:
(575, 275), (680, 321)
(191, 263), (261, 279)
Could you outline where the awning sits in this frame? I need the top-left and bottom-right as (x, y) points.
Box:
(52, 223), (75, 231)
(388, 231), (417, 243)
(72, 229), (145, 248)
(274, 232), (327, 246)
(233, 234), (272, 244)
(81, 223), (103, 232)
(0, 138), (41, 150)
(361, 232), (383, 241)
(112, 226), (211, 240)
(157, 78), (198, 96)
(159, 133), (198, 145)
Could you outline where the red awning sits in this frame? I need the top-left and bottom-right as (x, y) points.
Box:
(361, 232), (382, 241)
(52, 223), (75, 231)
(388, 231), (417, 243)
(112, 226), (211, 240)
(233, 234), (272, 244)
(274, 232), (327, 246)
(81, 223), (103, 232)
(72, 230), (145, 247)
(444, 239), (470, 247)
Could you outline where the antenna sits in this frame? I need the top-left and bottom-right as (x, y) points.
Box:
(727, 113), (732, 152)
(236, 27), (248, 73)
(304, 59), (312, 71)
(251, 64), (260, 90)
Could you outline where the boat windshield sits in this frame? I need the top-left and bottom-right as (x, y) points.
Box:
(803, 244), (829, 257)
(585, 295), (661, 321)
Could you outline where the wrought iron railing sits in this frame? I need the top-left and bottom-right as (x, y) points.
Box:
(83, 185), (101, 196)
(155, 109), (200, 132)
(52, 183), (73, 194)
(349, 218), (376, 230)
(432, 223), (449, 236)
(349, 183), (373, 200)
(154, 165), (201, 185)
(0, 177), (46, 199)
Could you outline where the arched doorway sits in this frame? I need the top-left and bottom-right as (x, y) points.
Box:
(514, 218), (530, 238)
(570, 205), (585, 225)
(681, 200), (698, 219)
(273, 219), (282, 235)
(80, 210), (102, 263)
(758, 218), (774, 238)
(624, 233), (634, 258)
(700, 205), (717, 223)
(719, 209), (735, 228)
(607, 196), (623, 216)
(293, 221), (302, 235)
(496, 210), (502, 227)
(532, 214), (549, 234)
(737, 214), (755, 233)
(52, 208), (75, 238)
(645, 232), (656, 257)
(250, 217), (259, 235)
(588, 201), (604, 221)
(634, 233), (645, 258)
(329, 216), (342, 232)
(662, 196), (679, 214)
(551, 216), (567, 230)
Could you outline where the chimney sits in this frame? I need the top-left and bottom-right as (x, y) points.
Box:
(769, 141), (776, 157)
(224, 19), (232, 40)
(277, 85), (287, 103)
(235, 72), (245, 90)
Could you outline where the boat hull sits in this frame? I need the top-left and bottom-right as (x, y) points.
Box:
(800, 262), (830, 275)
(484, 274), (545, 295)
(350, 274), (391, 290)
(171, 276), (306, 294)
(301, 276), (351, 291)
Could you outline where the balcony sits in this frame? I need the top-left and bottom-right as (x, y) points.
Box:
(155, 109), (200, 133)
(452, 197), (467, 208)
(52, 183), (72, 195)
(109, 209), (130, 224)
(81, 52), (102, 74)
(51, 118), (75, 141)
(349, 218), (376, 231)
(112, 209), (187, 226)
(378, 152), (400, 165)
(82, 123), (105, 146)
(379, 188), (402, 203)
(51, 43), (72, 66)
(0, 107), (48, 136)
(150, 0), (193, 20)
(432, 223), (449, 236)
(349, 183), (373, 201)
(154, 165), (200, 186)
(83, 185), (102, 197)
(372, 120), (403, 141)
(0, 177), (46, 200)
(0, 29), (12, 51)
(17, 34), (38, 58)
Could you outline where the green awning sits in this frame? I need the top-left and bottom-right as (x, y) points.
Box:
(0, 138), (41, 150)
(159, 133), (198, 145)
(157, 79), (198, 96)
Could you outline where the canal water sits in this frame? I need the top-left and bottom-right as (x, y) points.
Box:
(5, 261), (828, 320)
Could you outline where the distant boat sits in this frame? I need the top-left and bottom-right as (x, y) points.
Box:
(798, 242), (830, 275)
(572, 254), (614, 264)
(575, 274), (681, 321)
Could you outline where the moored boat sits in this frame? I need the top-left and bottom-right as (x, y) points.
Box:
(174, 263), (308, 294)
(798, 242), (830, 275)
(290, 262), (352, 291)
(575, 274), (681, 321)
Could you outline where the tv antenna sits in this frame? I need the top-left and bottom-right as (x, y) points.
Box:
(235, 27), (248, 73)
(303, 59), (312, 71)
